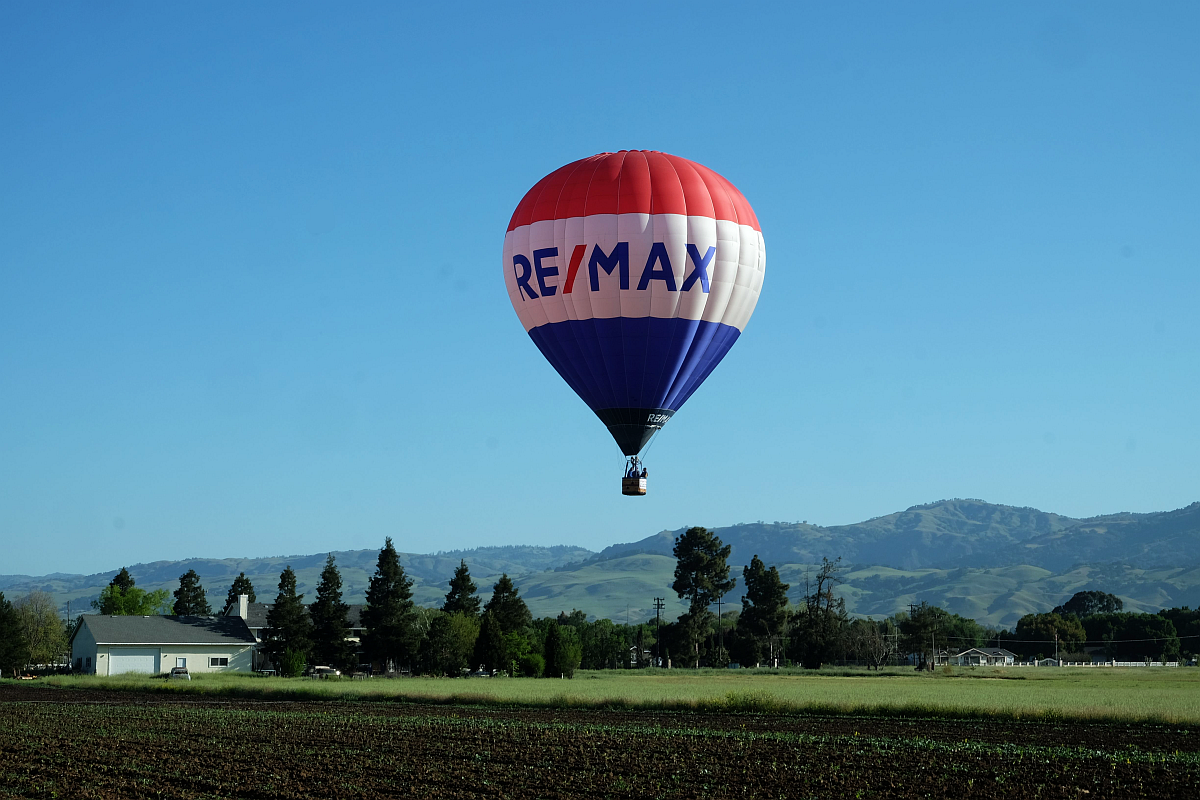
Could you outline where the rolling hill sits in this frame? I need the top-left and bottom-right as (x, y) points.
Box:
(6, 499), (1199, 629)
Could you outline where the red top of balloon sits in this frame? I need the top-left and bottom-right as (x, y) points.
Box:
(507, 150), (760, 233)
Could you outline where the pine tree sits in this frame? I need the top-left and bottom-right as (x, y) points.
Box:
(0, 592), (28, 678)
(224, 573), (256, 610)
(309, 555), (354, 671)
(740, 554), (790, 663)
(672, 526), (735, 667)
(473, 610), (506, 673)
(483, 574), (531, 635)
(361, 537), (417, 671)
(173, 569), (211, 615)
(443, 560), (480, 617)
(111, 568), (135, 592)
(263, 566), (312, 671)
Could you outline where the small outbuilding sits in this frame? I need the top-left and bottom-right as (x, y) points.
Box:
(70, 614), (256, 676)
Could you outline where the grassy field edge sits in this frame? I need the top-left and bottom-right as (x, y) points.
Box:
(8, 670), (1199, 728)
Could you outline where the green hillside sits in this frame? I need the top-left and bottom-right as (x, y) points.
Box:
(8, 498), (1200, 629)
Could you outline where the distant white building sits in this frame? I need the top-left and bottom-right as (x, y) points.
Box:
(70, 614), (256, 676)
(949, 647), (1017, 667)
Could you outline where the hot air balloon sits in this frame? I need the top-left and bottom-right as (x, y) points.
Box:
(503, 151), (765, 495)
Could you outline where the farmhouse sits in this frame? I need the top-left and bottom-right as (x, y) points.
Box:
(70, 614), (256, 676)
(949, 647), (1018, 667)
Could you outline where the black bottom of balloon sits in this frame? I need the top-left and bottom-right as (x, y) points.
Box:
(595, 408), (675, 456)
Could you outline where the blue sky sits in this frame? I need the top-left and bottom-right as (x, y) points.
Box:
(2, 2), (1197, 576)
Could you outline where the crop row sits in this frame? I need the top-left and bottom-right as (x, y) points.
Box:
(2, 695), (1198, 798)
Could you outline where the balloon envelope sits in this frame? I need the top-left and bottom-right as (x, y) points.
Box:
(503, 150), (765, 455)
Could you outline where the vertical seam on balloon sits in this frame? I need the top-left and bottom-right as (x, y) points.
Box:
(574, 154), (620, 415)
(641, 153), (688, 410)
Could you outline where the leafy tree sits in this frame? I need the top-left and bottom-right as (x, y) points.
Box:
(420, 610), (480, 676)
(0, 592), (27, 677)
(672, 526), (735, 667)
(1052, 591), (1124, 618)
(172, 569), (211, 615)
(361, 537), (418, 671)
(473, 610), (507, 673)
(1083, 612), (1180, 661)
(1158, 607), (1200, 660)
(92, 585), (170, 616)
(224, 573), (256, 610)
(740, 555), (790, 664)
(543, 622), (583, 679)
(14, 591), (66, 668)
(92, 569), (170, 615)
(1012, 613), (1086, 660)
(443, 560), (480, 617)
(727, 622), (762, 667)
(788, 558), (848, 669)
(263, 566), (312, 669)
(575, 617), (628, 670)
(309, 555), (354, 671)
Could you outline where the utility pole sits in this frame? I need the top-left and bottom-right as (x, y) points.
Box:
(716, 594), (723, 662)
(653, 597), (665, 667)
(1055, 631), (1059, 665)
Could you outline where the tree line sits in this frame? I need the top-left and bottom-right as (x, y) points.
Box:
(6, 527), (1198, 677)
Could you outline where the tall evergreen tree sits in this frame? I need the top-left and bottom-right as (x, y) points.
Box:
(483, 574), (531, 635)
(672, 526), (735, 667)
(172, 569), (211, 615)
(309, 555), (354, 671)
(224, 573), (257, 610)
(473, 610), (506, 673)
(740, 554), (790, 663)
(361, 537), (417, 671)
(443, 560), (480, 617)
(111, 568), (135, 593)
(263, 566), (312, 670)
(0, 592), (28, 678)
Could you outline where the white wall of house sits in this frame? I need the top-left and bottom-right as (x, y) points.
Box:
(157, 645), (253, 674)
(76, 642), (253, 675)
(70, 625), (98, 674)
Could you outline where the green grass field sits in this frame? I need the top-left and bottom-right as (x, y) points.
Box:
(29, 666), (1200, 724)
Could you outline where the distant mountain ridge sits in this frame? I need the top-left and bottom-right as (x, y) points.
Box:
(5, 499), (1198, 629)
(581, 499), (1200, 572)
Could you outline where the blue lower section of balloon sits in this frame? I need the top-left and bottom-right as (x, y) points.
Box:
(527, 317), (741, 413)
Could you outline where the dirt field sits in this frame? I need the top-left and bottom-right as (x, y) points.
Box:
(2, 684), (1198, 798)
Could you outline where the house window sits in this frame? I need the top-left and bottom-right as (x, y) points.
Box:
(85, 657), (91, 670)
(209, 657), (229, 668)
(176, 657), (187, 669)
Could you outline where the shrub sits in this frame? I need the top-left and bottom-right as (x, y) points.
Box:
(279, 648), (306, 678)
(520, 653), (545, 678)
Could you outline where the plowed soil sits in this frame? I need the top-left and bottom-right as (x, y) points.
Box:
(2, 685), (1197, 798)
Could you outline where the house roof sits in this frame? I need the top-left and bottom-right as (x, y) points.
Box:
(957, 647), (1018, 658)
(223, 601), (366, 629)
(79, 614), (257, 645)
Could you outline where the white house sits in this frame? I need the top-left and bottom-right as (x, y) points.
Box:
(70, 614), (257, 676)
(949, 647), (1018, 667)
